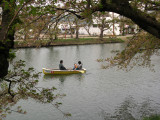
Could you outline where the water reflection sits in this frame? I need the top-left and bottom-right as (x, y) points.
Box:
(43, 74), (85, 83)
(100, 96), (159, 120)
(43, 74), (69, 83)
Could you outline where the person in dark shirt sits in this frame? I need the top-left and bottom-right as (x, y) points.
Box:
(76, 61), (82, 70)
(59, 60), (66, 70)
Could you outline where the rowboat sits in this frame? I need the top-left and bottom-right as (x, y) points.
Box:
(42, 68), (86, 75)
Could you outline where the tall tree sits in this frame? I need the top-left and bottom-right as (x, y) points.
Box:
(0, 0), (60, 78)
(83, 20), (92, 36)
(93, 12), (114, 40)
(0, 0), (18, 78)
(74, 17), (80, 39)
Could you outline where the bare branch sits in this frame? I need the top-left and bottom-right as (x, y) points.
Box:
(41, 13), (72, 40)
(8, 80), (14, 98)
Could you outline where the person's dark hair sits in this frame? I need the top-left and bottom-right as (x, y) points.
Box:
(60, 60), (63, 63)
(78, 61), (81, 64)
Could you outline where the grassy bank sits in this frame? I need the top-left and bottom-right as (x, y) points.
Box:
(14, 38), (124, 48)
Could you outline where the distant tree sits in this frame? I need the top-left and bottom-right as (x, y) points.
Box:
(119, 16), (137, 36)
(81, 16), (93, 36)
(48, 26), (60, 41)
(63, 15), (83, 39)
(83, 20), (92, 36)
(74, 17), (80, 39)
(65, 15), (74, 38)
(93, 12), (112, 40)
(93, 12), (119, 40)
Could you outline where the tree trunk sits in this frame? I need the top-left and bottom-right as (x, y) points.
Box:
(0, 4), (15, 78)
(86, 28), (91, 36)
(122, 24), (125, 36)
(0, 42), (9, 78)
(70, 28), (73, 38)
(54, 33), (58, 40)
(54, 27), (58, 40)
(76, 27), (79, 39)
(99, 27), (104, 40)
(112, 12), (115, 35)
(24, 27), (28, 41)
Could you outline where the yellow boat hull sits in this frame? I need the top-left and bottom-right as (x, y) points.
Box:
(42, 68), (86, 75)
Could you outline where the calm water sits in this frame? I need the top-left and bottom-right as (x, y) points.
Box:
(7, 43), (160, 120)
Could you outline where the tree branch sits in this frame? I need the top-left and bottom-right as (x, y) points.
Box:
(8, 80), (14, 98)
(41, 13), (72, 40)
(89, 2), (160, 39)
(3, 0), (34, 41)
(55, 7), (84, 19)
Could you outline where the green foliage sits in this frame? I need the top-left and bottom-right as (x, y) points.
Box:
(143, 115), (160, 120)
(64, 113), (72, 117)
(0, 82), (8, 89)
(98, 32), (160, 71)
(2, 0), (10, 11)
(29, 6), (40, 16)
(8, 49), (16, 61)
(0, 60), (66, 119)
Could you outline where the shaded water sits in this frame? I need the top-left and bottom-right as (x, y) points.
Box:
(7, 43), (160, 120)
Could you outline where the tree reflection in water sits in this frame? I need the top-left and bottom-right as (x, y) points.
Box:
(100, 96), (160, 120)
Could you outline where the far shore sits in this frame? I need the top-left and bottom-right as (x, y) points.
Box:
(14, 35), (132, 48)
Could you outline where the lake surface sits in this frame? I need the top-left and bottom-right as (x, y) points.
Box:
(7, 43), (160, 120)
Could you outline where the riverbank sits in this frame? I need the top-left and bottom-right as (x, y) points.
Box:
(14, 36), (131, 48)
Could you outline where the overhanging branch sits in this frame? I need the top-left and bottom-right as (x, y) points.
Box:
(55, 7), (84, 19)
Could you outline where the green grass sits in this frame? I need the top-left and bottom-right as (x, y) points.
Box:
(14, 37), (124, 48)
(53, 38), (124, 43)
(55, 38), (95, 41)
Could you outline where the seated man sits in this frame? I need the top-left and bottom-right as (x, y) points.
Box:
(76, 61), (82, 70)
(59, 60), (66, 70)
